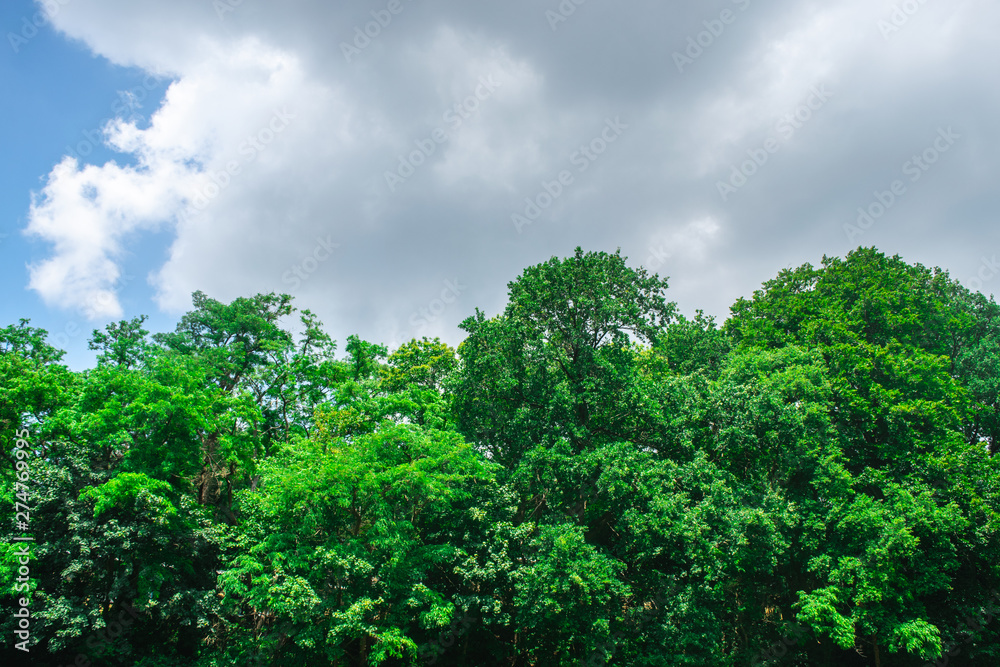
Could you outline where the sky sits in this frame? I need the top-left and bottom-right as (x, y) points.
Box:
(2, 0), (998, 369)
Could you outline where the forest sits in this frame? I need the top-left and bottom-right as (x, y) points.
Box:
(3, 246), (1000, 666)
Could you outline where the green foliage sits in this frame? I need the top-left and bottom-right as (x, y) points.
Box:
(89, 316), (152, 369)
(4, 247), (1000, 666)
(382, 337), (457, 392)
(214, 423), (497, 665)
(452, 247), (677, 466)
(79, 472), (178, 520)
(0, 319), (75, 444)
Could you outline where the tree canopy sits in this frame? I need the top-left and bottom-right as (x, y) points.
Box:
(3, 246), (1000, 666)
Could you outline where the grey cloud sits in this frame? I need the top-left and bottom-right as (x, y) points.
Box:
(29, 0), (1000, 350)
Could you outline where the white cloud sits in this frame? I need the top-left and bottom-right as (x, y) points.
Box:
(26, 35), (336, 319)
(26, 155), (191, 318)
(19, 0), (1000, 346)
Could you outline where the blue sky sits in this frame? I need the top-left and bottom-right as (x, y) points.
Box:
(1, 0), (173, 368)
(3, 0), (999, 371)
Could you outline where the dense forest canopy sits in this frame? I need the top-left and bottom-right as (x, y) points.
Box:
(3, 246), (1000, 666)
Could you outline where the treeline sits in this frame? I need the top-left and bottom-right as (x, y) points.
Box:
(2, 247), (1000, 666)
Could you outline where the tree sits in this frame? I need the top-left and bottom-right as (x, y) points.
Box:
(452, 247), (676, 467)
(5, 246), (1000, 666)
(215, 423), (497, 666)
(89, 316), (152, 369)
(725, 247), (1000, 665)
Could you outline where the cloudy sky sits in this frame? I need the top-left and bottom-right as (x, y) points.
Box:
(2, 0), (997, 368)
